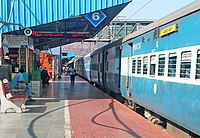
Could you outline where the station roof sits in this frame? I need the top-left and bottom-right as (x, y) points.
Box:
(0, 0), (132, 50)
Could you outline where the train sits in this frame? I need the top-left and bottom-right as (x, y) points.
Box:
(75, 1), (200, 137)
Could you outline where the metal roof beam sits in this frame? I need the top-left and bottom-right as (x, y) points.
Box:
(0, 20), (21, 27)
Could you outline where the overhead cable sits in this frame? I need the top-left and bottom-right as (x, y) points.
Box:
(128, 0), (153, 19)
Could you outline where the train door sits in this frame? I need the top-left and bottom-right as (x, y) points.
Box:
(126, 41), (133, 98)
(102, 48), (107, 90)
(120, 42), (133, 98)
(116, 46), (121, 91)
(126, 56), (132, 98)
(99, 52), (103, 87)
(97, 53), (100, 86)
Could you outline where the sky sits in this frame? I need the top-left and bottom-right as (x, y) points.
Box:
(118, 0), (195, 20)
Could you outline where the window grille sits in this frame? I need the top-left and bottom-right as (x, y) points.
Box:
(106, 62), (109, 71)
(168, 53), (177, 77)
(158, 54), (165, 76)
(143, 56), (148, 74)
(150, 55), (156, 76)
(132, 59), (136, 73)
(180, 51), (191, 78)
(137, 58), (141, 74)
(100, 63), (103, 72)
(196, 50), (200, 79)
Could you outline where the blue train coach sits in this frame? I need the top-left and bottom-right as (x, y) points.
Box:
(76, 53), (91, 81)
(76, 39), (122, 94)
(121, 1), (200, 137)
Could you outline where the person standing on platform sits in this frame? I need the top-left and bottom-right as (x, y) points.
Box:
(15, 69), (35, 101)
(41, 67), (50, 86)
(26, 80), (35, 101)
(69, 68), (77, 83)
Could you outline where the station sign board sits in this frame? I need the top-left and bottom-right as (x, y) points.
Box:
(160, 24), (178, 37)
(31, 32), (89, 39)
(32, 32), (64, 37)
(86, 11), (106, 27)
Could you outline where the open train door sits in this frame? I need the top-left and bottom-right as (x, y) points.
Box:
(127, 41), (133, 99)
(120, 41), (133, 100)
(126, 55), (132, 98)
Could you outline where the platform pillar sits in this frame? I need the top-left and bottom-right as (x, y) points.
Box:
(31, 70), (41, 97)
(0, 33), (2, 65)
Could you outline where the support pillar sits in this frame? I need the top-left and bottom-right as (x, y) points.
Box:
(31, 70), (41, 97)
(0, 33), (2, 65)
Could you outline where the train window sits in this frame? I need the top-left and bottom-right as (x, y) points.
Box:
(94, 63), (98, 71)
(100, 63), (103, 72)
(168, 53), (177, 77)
(137, 57), (141, 74)
(142, 37), (145, 42)
(150, 55), (156, 76)
(97, 63), (99, 71)
(62, 53), (68, 56)
(106, 62), (109, 71)
(91, 64), (94, 70)
(132, 59), (136, 73)
(128, 42), (133, 47)
(158, 54), (165, 76)
(153, 28), (159, 39)
(143, 56), (148, 74)
(180, 51), (191, 78)
(95, 63), (97, 70)
(196, 50), (200, 79)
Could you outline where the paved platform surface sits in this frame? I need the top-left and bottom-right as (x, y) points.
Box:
(0, 75), (173, 138)
(67, 77), (173, 138)
(0, 76), (71, 138)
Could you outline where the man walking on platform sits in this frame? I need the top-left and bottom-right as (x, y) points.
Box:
(69, 68), (77, 83)
(41, 67), (50, 86)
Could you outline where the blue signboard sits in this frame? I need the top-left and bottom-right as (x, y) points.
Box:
(86, 11), (107, 27)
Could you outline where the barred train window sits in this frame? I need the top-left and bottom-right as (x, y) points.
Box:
(143, 56), (148, 75)
(196, 50), (200, 79)
(100, 63), (103, 72)
(168, 53), (177, 77)
(180, 51), (191, 78)
(137, 57), (141, 74)
(106, 62), (109, 71)
(92, 63), (94, 70)
(150, 55), (156, 76)
(95, 63), (99, 71)
(158, 54), (165, 76)
(132, 59), (136, 73)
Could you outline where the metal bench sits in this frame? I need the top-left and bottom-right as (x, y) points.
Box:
(0, 79), (27, 113)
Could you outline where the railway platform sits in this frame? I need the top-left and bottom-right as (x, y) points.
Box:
(0, 75), (173, 138)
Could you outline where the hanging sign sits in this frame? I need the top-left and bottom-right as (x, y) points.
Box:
(86, 11), (106, 27)
(160, 24), (178, 37)
(31, 32), (89, 39)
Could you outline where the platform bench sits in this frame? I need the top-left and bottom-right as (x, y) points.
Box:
(0, 79), (27, 113)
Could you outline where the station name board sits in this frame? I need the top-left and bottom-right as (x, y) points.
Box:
(32, 33), (64, 37)
(31, 32), (89, 39)
(160, 24), (178, 37)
